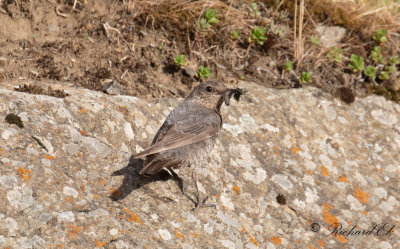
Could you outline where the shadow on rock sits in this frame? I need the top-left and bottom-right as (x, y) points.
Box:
(110, 156), (185, 202)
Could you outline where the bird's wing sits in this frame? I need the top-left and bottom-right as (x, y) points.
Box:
(134, 106), (221, 158)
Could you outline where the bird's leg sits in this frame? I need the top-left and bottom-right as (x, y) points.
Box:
(191, 168), (215, 212)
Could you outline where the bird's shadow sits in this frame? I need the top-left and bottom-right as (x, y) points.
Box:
(110, 156), (190, 202)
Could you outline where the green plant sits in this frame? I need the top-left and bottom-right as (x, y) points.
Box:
(386, 65), (396, 73)
(250, 3), (260, 16)
(364, 65), (377, 80)
(373, 28), (387, 43)
(284, 61), (293, 71)
(197, 66), (211, 79)
(328, 48), (342, 63)
(370, 46), (384, 64)
(300, 72), (312, 83)
(200, 9), (219, 29)
(174, 54), (186, 66)
(310, 36), (320, 45)
(232, 30), (239, 40)
(379, 71), (389, 80)
(348, 54), (364, 72)
(389, 56), (399, 65)
(250, 26), (267, 45)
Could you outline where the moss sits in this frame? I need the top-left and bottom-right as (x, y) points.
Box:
(5, 113), (24, 128)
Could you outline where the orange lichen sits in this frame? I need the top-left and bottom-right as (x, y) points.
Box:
(232, 186), (240, 195)
(321, 166), (329, 176)
(323, 203), (339, 225)
(307, 170), (313, 175)
(65, 197), (72, 203)
(322, 203), (347, 243)
(93, 194), (99, 199)
(79, 107), (88, 114)
(273, 145), (280, 156)
(317, 238), (326, 248)
(248, 235), (258, 246)
(291, 145), (300, 154)
(44, 155), (56, 160)
(272, 236), (281, 245)
(110, 188), (120, 197)
(0, 147), (5, 154)
(175, 232), (184, 239)
(362, 210), (367, 215)
(307, 245), (317, 249)
(77, 152), (83, 157)
(99, 179), (106, 185)
(95, 241), (106, 247)
(17, 167), (32, 181)
(80, 185), (85, 192)
(338, 175), (349, 183)
(80, 130), (87, 136)
(215, 194), (220, 199)
(122, 208), (143, 224)
(67, 225), (82, 239)
(354, 188), (370, 204)
(240, 227), (246, 234)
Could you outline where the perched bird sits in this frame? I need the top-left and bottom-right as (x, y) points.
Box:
(134, 81), (244, 210)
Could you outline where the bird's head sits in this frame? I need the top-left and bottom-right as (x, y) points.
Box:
(186, 81), (230, 111)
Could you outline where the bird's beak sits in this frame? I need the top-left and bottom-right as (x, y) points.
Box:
(224, 89), (232, 106)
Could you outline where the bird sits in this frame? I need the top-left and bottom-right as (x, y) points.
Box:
(133, 81), (242, 211)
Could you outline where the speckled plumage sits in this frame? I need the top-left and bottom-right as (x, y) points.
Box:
(134, 81), (230, 210)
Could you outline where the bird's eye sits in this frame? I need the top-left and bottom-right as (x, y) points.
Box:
(206, 86), (213, 92)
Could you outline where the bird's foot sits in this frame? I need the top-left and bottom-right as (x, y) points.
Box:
(191, 196), (216, 212)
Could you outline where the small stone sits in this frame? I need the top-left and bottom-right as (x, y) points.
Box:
(63, 186), (78, 198)
(57, 211), (75, 222)
(217, 211), (239, 228)
(2, 128), (17, 140)
(101, 79), (121, 95)
(109, 228), (118, 236)
(47, 23), (60, 33)
(158, 229), (172, 240)
(316, 25), (346, 48)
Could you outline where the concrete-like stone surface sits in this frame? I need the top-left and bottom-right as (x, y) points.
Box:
(0, 81), (399, 248)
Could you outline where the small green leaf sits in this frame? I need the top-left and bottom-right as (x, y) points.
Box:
(199, 18), (209, 29)
(251, 3), (260, 16)
(328, 48), (342, 63)
(386, 65), (396, 73)
(310, 36), (320, 45)
(250, 26), (267, 45)
(379, 71), (389, 80)
(197, 66), (211, 79)
(208, 17), (219, 25)
(204, 9), (218, 21)
(389, 56), (399, 65)
(348, 54), (364, 72)
(300, 72), (312, 83)
(370, 46), (383, 64)
(174, 54), (186, 66)
(373, 28), (387, 43)
(232, 30), (239, 40)
(284, 61), (293, 71)
(364, 65), (377, 80)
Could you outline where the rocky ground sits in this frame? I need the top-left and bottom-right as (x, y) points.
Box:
(1, 81), (399, 248)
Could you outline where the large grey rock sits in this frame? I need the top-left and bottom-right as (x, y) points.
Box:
(0, 82), (399, 248)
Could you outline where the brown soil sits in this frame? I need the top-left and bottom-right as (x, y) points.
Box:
(0, 0), (399, 102)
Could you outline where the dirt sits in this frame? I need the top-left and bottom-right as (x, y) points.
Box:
(0, 0), (399, 102)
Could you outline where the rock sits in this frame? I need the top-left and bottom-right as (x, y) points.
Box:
(316, 25), (347, 48)
(0, 82), (399, 248)
(101, 79), (122, 95)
